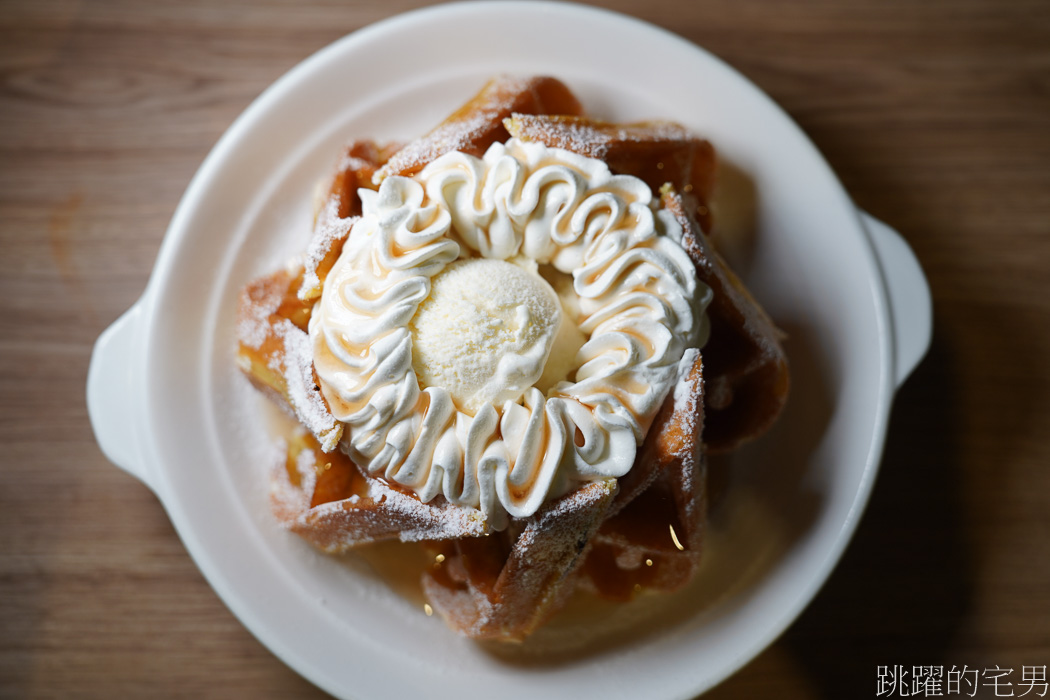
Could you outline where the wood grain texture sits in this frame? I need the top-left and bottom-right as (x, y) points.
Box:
(1, 0), (1048, 697)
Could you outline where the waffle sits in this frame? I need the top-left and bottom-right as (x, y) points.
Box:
(421, 479), (617, 641)
(663, 188), (790, 453)
(236, 75), (788, 641)
(236, 265), (342, 452)
(504, 114), (716, 232)
(374, 75), (583, 183)
(271, 428), (488, 550)
(298, 139), (397, 303)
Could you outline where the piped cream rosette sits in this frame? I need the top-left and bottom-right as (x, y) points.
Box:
(310, 138), (712, 528)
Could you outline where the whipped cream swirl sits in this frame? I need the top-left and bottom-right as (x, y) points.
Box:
(310, 139), (711, 526)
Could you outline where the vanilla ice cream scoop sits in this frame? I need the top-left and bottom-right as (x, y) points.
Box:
(410, 258), (562, 415)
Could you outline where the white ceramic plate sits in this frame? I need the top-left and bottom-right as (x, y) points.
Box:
(87, 2), (932, 698)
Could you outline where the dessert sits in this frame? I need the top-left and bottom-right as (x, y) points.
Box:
(237, 76), (789, 641)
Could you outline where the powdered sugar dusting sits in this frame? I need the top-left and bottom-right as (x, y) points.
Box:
(380, 111), (501, 178)
(237, 277), (283, 351)
(287, 476), (488, 552)
(270, 319), (341, 451)
(365, 480), (488, 543)
(268, 438), (308, 519)
(673, 348), (701, 426)
(268, 433), (490, 552)
(294, 439), (318, 494)
(338, 154), (377, 175)
(374, 76), (557, 183)
(506, 113), (694, 161)
(297, 496), (487, 551)
(299, 208), (355, 302)
(506, 113), (615, 159)
(669, 348), (703, 470)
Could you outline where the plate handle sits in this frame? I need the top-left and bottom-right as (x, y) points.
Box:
(861, 212), (933, 388)
(87, 300), (154, 491)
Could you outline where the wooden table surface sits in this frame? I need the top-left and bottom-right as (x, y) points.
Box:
(2, 0), (1048, 697)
